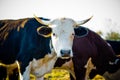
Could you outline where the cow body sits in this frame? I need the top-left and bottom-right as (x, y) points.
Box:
(0, 17), (52, 80)
(72, 27), (120, 80)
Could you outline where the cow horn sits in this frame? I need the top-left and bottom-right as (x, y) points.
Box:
(109, 59), (120, 65)
(76, 16), (93, 26)
(34, 14), (49, 25)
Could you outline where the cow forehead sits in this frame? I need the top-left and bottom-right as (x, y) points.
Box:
(50, 18), (76, 27)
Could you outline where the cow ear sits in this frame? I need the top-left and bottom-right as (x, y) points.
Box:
(37, 26), (52, 37)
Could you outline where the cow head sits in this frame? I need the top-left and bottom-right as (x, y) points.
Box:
(35, 16), (92, 59)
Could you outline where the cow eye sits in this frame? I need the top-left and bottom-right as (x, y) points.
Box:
(72, 33), (75, 36)
(53, 33), (56, 36)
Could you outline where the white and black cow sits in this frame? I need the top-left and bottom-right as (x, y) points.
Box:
(0, 16), (91, 80)
(0, 17), (53, 80)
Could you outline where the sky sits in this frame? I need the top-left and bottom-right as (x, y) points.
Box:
(0, 0), (120, 37)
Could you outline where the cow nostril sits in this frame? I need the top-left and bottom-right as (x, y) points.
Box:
(60, 50), (71, 54)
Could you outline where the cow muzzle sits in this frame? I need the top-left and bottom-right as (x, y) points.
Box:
(60, 49), (72, 59)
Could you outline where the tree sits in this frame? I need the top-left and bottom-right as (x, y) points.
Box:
(96, 30), (103, 36)
(105, 31), (120, 40)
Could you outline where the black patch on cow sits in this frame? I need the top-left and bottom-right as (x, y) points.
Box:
(54, 58), (71, 67)
(74, 26), (88, 37)
(0, 66), (7, 79)
(106, 40), (120, 55)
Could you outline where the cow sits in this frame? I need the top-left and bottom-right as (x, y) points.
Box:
(0, 16), (92, 80)
(55, 26), (120, 80)
(106, 40), (120, 55)
(0, 17), (53, 80)
(101, 40), (120, 80)
(72, 26), (120, 80)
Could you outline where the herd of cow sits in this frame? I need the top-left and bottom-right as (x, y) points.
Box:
(0, 16), (120, 80)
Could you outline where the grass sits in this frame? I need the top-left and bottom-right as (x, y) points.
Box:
(44, 69), (105, 80)
(44, 69), (70, 80)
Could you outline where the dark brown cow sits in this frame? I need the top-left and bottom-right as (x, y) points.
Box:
(72, 26), (120, 80)
(55, 26), (120, 80)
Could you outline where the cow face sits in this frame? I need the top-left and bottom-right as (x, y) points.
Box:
(49, 18), (75, 59)
(36, 16), (92, 59)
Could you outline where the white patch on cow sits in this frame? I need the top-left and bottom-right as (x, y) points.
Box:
(36, 76), (44, 80)
(22, 52), (57, 80)
(107, 43), (111, 47)
(19, 73), (23, 80)
(84, 57), (96, 80)
(49, 18), (76, 58)
(30, 52), (57, 79)
(109, 58), (120, 65)
(23, 62), (32, 80)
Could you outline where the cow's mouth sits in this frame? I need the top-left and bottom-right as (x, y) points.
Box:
(60, 50), (72, 59)
(60, 54), (72, 59)
(61, 57), (71, 59)
(59, 57), (71, 61)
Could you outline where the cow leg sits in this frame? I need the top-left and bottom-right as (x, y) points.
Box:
(9, 67), (23, 80)
(0, 66), (7, 80)
(89, 69), (98, 79)
(72, 58), (86, 80)
(74, 67), (86, 80)
(9, 68), (19, 80)
(23, 62), (31, 80)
